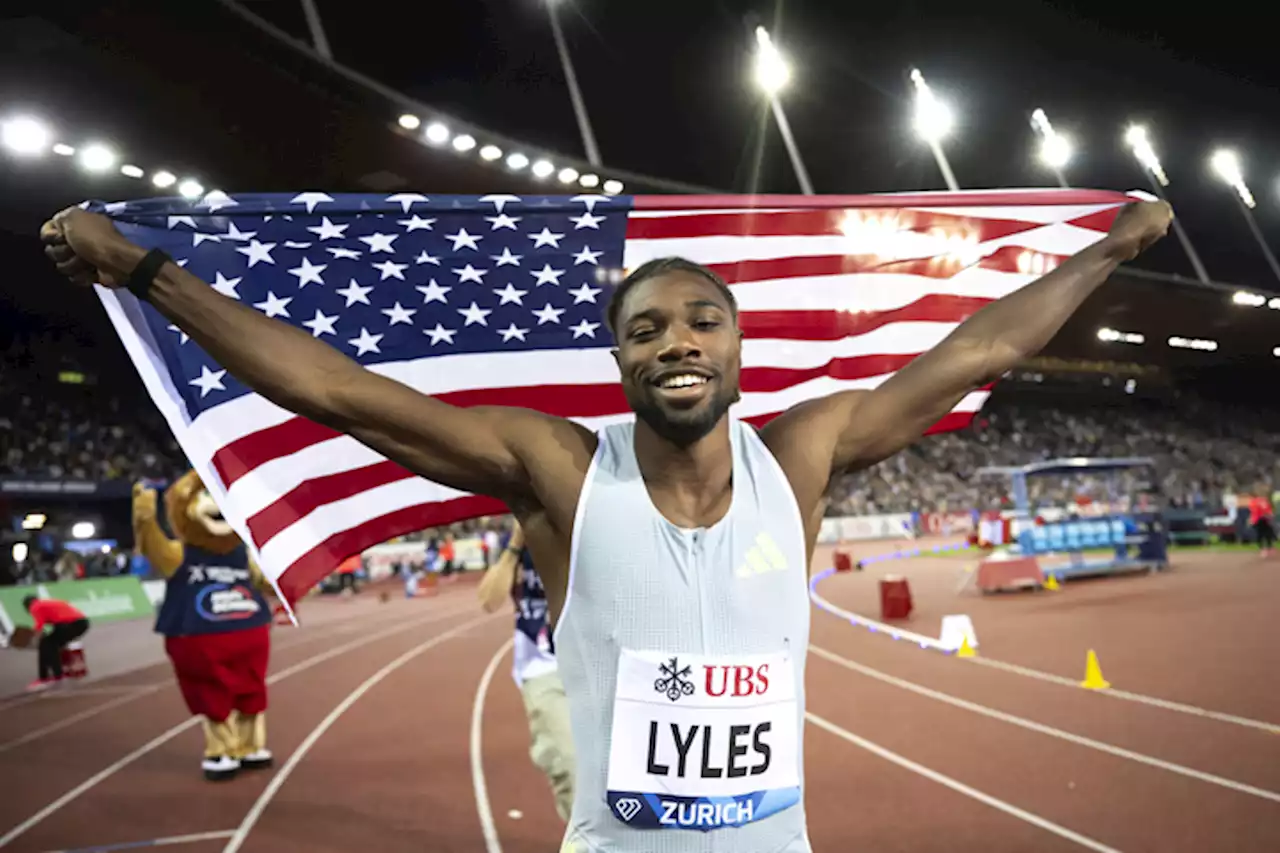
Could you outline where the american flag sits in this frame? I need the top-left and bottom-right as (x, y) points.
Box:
(89, 188), (1134, 607)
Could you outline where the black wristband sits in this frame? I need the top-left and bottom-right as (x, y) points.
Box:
(125, 248), (173, 301)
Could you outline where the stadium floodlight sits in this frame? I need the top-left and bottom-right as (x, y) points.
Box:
(11, 543), (27, 563)
(71, 521), (96, 539)
(398, 114), (421, 130)
(452, 134), (477, 152)
(178, 179), (204, 199)
(910, 68), (959, 191)
(506, 152), (529, 170)
(424, 122), (450, 145)
(579, 173), (600, 188)
(603, 179), (624, 195)
(1030, 108), (1072, 187)
(152, 170), (177, 188)
(52, 143), (74, 156)
(1210, 148), (1280, 284)
(1232, 290), (1266, 307)
(1124, 125), (1169, 186)
(753, 25), (791, 95)
(22, 513), (46, 530)
(1096, 327), (1144, 345)
(1122, 123), (1209, 284)
(79, 143), (116, 172)
(479, 144), (503, 161)
(1270, 297), (1280, 310)
(751, 25), (813, 195)
(120, 164), (144, 179)
(558, 167), (579, 184)
(1, 115), (50, 156)
(1210, 149), (1255, 208)
(1274, 347), (1280, 357)
(1167, 336), (1218, 351)
(531, 159), (555, 178)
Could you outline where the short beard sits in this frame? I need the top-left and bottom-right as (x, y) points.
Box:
(629, 387), (736, 449)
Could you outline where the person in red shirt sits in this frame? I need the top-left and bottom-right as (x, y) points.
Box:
(1248, 486), (1275, 558)
(23, 595), (90, 689)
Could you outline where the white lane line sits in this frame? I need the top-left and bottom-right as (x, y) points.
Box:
(221, 614), (495, 853)
(809, 572), (1280, 734)
(810, 644), (1280, 804)
(0, 605), (474, 849)
(38, 828), (237, 852)
(471, 637), (514, 853)
(964, 655), (1280, 735)
(0, 689), (163, 755)
(805, 712), (1124, 853)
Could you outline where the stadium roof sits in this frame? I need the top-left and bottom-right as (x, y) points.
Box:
(2, 1), (1278, 375)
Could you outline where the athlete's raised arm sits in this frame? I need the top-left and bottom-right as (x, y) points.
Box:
(763, 199), (1173, 515)
(40, 208), (594, 505)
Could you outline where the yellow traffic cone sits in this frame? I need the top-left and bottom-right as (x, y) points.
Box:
(956, 634), (977, 658)
(1043, 574), (1061, 591)
(1080, 649), (1110, 690)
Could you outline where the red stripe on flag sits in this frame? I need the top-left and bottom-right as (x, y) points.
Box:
(710, 251), (1023, 286)
(625, 207), (1042, 244)
(630, 190), (1133, 211)
(739, 295), (991, 340)
(213, 417), (340, 487)
(1067, 207), (1124, 233)
(246, 459), (418, 546)
(274, 494), (508, 607)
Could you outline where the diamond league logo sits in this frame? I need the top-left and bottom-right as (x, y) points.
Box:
(615, 798), (643, 822)
(653, 656), (695, 702)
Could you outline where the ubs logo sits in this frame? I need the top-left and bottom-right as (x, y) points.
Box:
(734, 532), (789, 579)
(654, 657), (695, 702)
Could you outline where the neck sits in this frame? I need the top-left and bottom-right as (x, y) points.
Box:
(633, 416), (733, 498)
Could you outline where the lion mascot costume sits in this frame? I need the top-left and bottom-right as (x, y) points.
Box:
(133, 470), (276, 782)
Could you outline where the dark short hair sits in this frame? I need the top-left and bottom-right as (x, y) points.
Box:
(22, 595), (36, 611)
(604, 257), (739, 337)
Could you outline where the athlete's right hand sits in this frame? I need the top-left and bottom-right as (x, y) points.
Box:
(40, 207), (145, 289)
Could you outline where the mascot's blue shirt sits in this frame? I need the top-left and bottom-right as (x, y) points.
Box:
(154, 543), (273, 637)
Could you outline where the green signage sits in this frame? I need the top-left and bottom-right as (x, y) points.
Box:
(0, 577), (155, 635)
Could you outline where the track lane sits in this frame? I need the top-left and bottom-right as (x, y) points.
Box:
(804, 648), (1280, 853)
(1, 601), (478, 853)
(223, 618), (511, 853)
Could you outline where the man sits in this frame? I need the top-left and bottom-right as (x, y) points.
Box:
(477, 520), (575, 822)
(40, 199), (1172, 850)
(23, 594), (90, 690)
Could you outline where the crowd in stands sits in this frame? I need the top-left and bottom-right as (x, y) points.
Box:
(829, 392), (1280, 516)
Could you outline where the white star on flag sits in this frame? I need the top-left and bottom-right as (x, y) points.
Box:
(423, 324), (456, 345)
(291, 192), (334, 213)
(382, 302), (417, 325)
(189, 366), (227, 397)
(486, 213), (520, 230)
(386, 193), (429, 213)
(302, 310), (339, 337)
(446, 228), (482, 251)
(336, 279), (373, 306)
(236, 240), (276, 266)
(254, 291), (292, 318)
(373, 260), (408, 280)
(458, 302), (491, 326)
(532, 303), (565, 324)
(493, 283), (528, 305)
(569, 283), (601, 303)
(529, 227), (564, 248)
(531, 264), (564, 286)
(491, 247), (523, 267)
(453, 264), (487, 284)
(499, 323), (530, 342)
(570, 319), (601, 339)
(398, 215), (436, 232)
(308, 217), (348, 240)
(347, 327), (384, 355)
(211, 272), (242, 299)
(415, 279), (450, 304)
(360, 233), (398, 253)
(289, 257), (327, 288)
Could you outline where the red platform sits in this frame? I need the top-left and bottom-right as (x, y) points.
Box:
(834, 551), (854, 573)
(976, 555), (1044, 592)
(879, 576), (913, 620)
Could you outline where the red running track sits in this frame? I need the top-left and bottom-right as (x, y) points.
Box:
(1, 548), (1278, 853)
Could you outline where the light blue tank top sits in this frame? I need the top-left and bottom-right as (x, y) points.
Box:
(554, 417), (813, 853)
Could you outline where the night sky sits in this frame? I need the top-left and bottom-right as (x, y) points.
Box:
(238, 0), (1280, 290)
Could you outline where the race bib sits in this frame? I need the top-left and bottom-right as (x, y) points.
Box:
(605, 648), (800, 831)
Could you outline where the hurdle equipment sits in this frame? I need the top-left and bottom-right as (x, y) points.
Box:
(878, 576), (913, 620)
(956, 635), (977, 658)
(60, 642), (88, 679)
(1080, 649), (1111, 690)
(833, 551), (855, 573)
(1043, 574), (1061, 591)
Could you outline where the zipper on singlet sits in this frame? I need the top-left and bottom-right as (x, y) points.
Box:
(689, 529), (706, 653)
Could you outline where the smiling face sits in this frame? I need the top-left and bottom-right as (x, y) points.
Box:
(611, 268), (743, 447)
